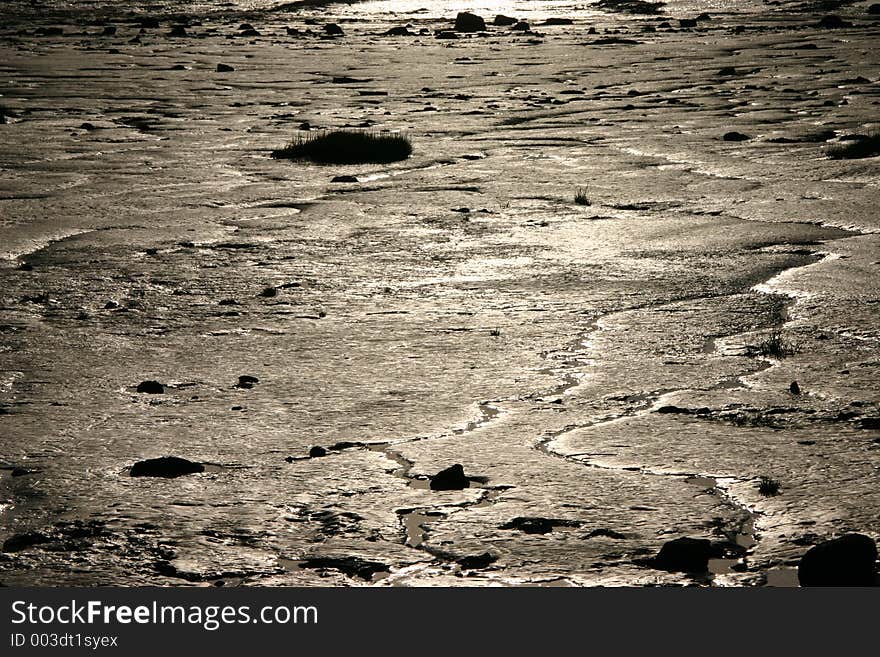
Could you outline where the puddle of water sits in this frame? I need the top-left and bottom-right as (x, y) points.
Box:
(398, 510), (444, 548)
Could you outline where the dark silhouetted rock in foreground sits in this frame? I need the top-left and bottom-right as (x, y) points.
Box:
(298, 556), (389, 580)
(790, 381), (801, 395)
(651, 537), (713, 573)
(331, 175), (359, 183)
(324, 23), (344, 36)
(136, 380), (164, 394)
(723, 131), (750, 141)
(429, 463), (469, 490)
(798, 534), (878, 586)
(455, 12), (486, 32)
(543, 18), (574, 25)
(457, 552), (498, 569)
(499, 517), (582, 534)
(511, 21), (531, 31)
(130, 456), (204, 478)
(169, 25), (188, 37)
(857, 417), (880, 430)
(309, 446), (327, 458)
(869, 4), (880, 15)
(216, 63), (235, 72)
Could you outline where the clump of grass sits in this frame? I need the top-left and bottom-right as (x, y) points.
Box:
(757, 476), (781, 497)
(574, 188), (591, 206)
(826, 133), (880, 160)
(751, 330), (799, 359)
(270, 130), (412, 164)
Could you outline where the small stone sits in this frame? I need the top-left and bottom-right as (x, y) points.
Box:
(324, 23), (344, 36)
(331, 175), (359, 183)
(456, 552), (497, 569)
(136, 380), (164, 394)
(429, 463), (469, 490)
(216, 63), (235, 72)
(260, 286), (277, 297)
(493, 15), (518, 26)
(309, 446), (327, 458)
(650, 537), (713, 573)
(723, 131), (750, 142)
(454, 12), (486, 33)
(129, 456), (204, 478)
(790, 381), (801, 395)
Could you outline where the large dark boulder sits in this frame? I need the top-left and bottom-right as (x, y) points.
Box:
(429, 463), (469, 490)
(454, 12), (486, 33)
(797, 534), (877, 586)
(651, 537), (713, 573)
(130, 456), (204, 478)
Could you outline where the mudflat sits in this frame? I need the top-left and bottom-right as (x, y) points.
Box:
(0, 3), (878, 586)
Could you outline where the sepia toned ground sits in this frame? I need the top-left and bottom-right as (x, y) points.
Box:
(0, 3), (878, 586)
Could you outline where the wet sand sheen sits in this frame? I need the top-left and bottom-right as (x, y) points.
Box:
(1, 3), (879, 585)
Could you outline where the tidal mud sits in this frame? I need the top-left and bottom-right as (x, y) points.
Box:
(1, 2), (878, 586)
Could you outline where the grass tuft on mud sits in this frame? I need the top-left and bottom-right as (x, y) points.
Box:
(750, 330), (799, 359)
(271, 130), (412, 164)
(757, 476), (781, 497)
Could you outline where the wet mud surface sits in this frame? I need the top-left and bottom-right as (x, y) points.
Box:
(1, 2), (879, 585)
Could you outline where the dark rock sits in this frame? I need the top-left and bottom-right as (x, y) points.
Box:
(331, 175), (359, 183)
(695, 12), (711, 21)
(789, 381), (801, 395)
(240, 28), (261, 37)
(130, 456), (204, 478)
(324, 23), (344, 36)
(717, 66), (740, 76)
(594, 0), (664, 15)
(457, 552), (498, 569)
(216, 63), (235, 72)
(140, 17), (161, 29)
(869, 4), (880, 15)
(679, 18), (698, 28)
(454, 11), (486, 33)
(429, 463), (469, 490)
(11, 467), (33, 477)
(817, 15), (853, 28)
(136, 380), (164, 394)
(798, 534), (877, 586)
(102, 26), (117, 36)
(384, 26), (413, 36)
(298, 556), (389, 580)
(499, 517), (582, 534)
(309, 446), (327, 458)
(493, 15), (518, 26)
(436, 30), (458, 40)
(236, 375), (259, 389)
(260, 286), (277, 297)
(3, 532), (53, 553)
(723, 131), (750, 142)
(18, 262), (33, 271)
(586, 528), (627, 539)
(511, 21), (531, 31)
(169, 25), (188, 37)
(544, 18), (574, 25)
(857, 417), (880, 430)
(650, 537), (713, 573)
